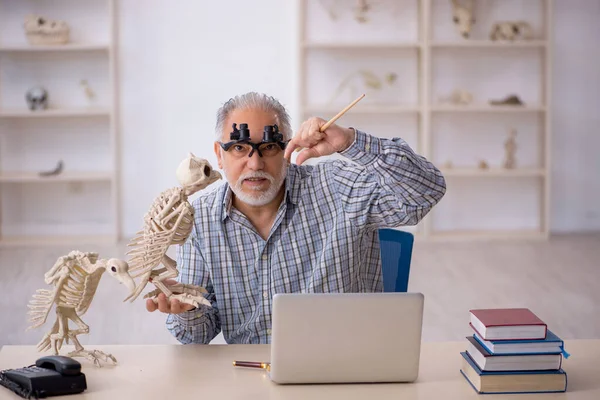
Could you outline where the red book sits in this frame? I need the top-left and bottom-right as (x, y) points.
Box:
(469, 308), (547, 341)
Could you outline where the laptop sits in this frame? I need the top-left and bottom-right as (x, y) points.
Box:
(268, 292), (424, 384)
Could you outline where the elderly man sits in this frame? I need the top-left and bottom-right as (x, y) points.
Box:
(147, 92), (446, 344)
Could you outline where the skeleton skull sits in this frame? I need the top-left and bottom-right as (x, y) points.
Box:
(176, 153), (222, 195)
(26, 86), (48, 111)
(451, 0), (476, 39)
(106, 259), (136, 294)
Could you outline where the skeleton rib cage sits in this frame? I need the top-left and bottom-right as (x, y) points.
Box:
(27, 252), (104, 330)
(127, 187), (194, 280)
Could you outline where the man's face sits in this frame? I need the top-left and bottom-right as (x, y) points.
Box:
(214, 108), (288, 207)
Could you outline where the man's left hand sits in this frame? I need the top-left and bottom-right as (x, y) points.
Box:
(284, 117), (355, 165)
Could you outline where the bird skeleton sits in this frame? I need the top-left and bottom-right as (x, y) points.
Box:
(124, 153), (222, 308)
(26, 251), (135, 366)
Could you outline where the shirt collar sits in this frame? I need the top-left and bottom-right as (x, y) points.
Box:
(220, 164), (300, 222)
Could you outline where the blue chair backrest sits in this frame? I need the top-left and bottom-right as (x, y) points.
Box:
(378, 229), (414, 292)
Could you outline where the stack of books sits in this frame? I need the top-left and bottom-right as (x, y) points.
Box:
(460, 308), (570, 394)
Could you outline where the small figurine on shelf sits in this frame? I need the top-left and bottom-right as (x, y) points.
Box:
(385, 73), (397, 85)
(327, 69), (397, 106)
(25, 86), (49, 111)
(489, 94), (524, 106)
(490, 21), (533, 41)
(451, 0), (476, 39)
(354, 0), (373, 23)
(439, 89), (473, 105)
(39, 160), (64, 177)
(317, 0), (400, 24)
(80, 79), (96, 104)
(503, 128), (517, 169)
(23, 14), (70, 45)
(478, 160), (489, 170)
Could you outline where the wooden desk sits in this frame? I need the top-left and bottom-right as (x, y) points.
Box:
(1, 340), (598, 399)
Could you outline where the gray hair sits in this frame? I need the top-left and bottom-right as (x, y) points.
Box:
(215, 92), (292, 141)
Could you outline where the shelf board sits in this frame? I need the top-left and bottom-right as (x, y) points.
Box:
(440, 168), (546, 177)
(304, 105), (419, 114)
(0, 172), (113, 183)
(302, 42), (420, 50)
(431, 104), (545, 113)
(0, 44), (110, 53)
(0, 234), (116, 247)
(0, 108), (111, 118)
(431, 40), (547, 49)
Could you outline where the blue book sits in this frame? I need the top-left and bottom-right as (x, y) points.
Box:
(473, 329), (570, 357)
(460, 352), (567, 394)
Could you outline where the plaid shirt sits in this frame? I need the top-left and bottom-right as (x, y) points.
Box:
(166, 129), (446, 344)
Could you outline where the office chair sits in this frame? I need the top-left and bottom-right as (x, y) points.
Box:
(378, 228), (414, 292)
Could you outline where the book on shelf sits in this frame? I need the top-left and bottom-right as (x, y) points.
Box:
(466, 336), (563, 372)
(469, 308), (547, 340)
(460, 352), (567, 394)
(473, 329), (569, 356)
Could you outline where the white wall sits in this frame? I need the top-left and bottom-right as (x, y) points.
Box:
(118, 0), (299, 238)
(116, 0), (598, 237)
(550, 0), (600, 232)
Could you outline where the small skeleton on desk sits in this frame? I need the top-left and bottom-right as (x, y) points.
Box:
(123, 153), (222, 307)
(26, 251), (135, 366)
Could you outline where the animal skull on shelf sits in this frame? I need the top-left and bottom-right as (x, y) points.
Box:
(124, 153), (222, 308)
(23, 14), (70, 45)
(451, 0), (476, 39)
(26, 251), (135, 366)
(490, 21), (533, 41)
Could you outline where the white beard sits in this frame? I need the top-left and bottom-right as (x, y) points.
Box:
(225, 167), (287, 207)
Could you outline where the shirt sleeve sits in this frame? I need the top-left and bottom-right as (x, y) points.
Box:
(331, 128), (446, 230)
(165, 228), (221, 344)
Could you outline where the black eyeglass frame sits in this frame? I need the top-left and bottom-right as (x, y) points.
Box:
(219, 123), (289, 158)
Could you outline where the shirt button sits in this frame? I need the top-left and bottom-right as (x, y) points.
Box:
(267, 329), (272, 335)
(263, 292), (268, 299)
(365, 144), (371, 151)
(262, 254), (268, 260)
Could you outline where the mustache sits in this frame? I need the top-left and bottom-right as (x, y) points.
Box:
(238, 171), (275, 184)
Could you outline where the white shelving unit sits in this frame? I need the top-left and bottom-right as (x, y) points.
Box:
(0, 0), (120, 246)
(297, 0), (552, 240)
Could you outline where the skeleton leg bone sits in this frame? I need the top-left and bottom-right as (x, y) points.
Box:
(144, 283), (211, 307)
(48, 307), (70, 355)
(142, 255), (210, 307)
(36, 318), (59, 353)
(150, 255), (179, 282)
(62, 308), (116, 366)
(144, 283), (208, 299)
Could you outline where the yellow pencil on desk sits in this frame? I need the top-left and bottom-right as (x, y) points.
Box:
(233, 360), (271, 371)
